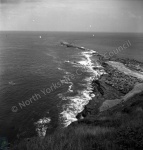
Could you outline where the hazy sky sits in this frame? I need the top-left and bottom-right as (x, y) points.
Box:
(0, 0), (143, 32)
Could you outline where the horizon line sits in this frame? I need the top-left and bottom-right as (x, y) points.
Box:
(0, 30), (143, 34)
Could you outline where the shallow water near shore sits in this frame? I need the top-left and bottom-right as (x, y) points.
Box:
(0, 31), (143, 142)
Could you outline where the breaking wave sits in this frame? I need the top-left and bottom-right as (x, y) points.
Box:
(60, 48), (106, 126)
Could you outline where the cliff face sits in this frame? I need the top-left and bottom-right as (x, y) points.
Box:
(60, 42), (143, 125)
(59, 43), (143, 150)
(72, 54), (143, 128)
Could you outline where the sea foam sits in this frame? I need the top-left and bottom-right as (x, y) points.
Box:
(60, 48), (106, 126)
(34, 117), (51, 137)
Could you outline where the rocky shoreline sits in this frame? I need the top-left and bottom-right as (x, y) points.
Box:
(11, 42), (143, 149)
(75, 56), (143, 127)
(61, 41), (143, 127)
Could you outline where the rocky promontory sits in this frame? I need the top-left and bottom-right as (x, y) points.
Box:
(60, 42), (143, 127)
(11, 42), (143, 150)
(74, 53), (143, 127)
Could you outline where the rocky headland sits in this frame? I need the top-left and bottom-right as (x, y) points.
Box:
(60, 41), (143, 127)
(11, 42), (143, 150)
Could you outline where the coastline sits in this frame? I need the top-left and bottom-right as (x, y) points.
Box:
(60, 41), (143, 126)
(60, 41), (108, 126)
(11, 41), (143, 149)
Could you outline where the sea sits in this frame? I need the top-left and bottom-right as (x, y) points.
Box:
(0, 31), (143, 142)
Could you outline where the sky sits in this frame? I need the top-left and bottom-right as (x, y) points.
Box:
(0, 0), (143, 32)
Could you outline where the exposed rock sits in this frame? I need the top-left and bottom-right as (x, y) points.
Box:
(60, 42), (143, 130)
(61, 41), (88, 50)
(74, 52), (143, 125)
(100, 99), (123, 112)
(106, 61), (143, 80)
(99, 82), (143, 112)
(123, 82), (143, 101)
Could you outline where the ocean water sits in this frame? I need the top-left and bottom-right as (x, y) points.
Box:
(0, 31), (143, 142)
